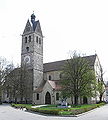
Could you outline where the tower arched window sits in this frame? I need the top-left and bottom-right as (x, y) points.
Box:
(39, 38), (41, 44)
(25, 37), (27, 43)
(36, 36), (38, 43)
(49, 75), (51, 80)
(29, 36), (31, 42)
(26, 47), (29, 52)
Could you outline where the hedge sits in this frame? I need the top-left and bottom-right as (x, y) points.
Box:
(12, 102), (105, 115)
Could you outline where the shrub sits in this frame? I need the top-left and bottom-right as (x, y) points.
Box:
(96, 101), (106, 104)
(39, 109), (59, 115)
(11, 103), (105, 115)
(11, 103), (32, 109)
(26, 107), (60, 115)
(59, 111), (72, 115)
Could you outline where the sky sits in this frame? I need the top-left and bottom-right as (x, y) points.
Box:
(0, 0), (108, 81)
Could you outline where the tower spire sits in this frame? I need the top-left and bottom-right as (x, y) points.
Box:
(31, 12), (36, 24)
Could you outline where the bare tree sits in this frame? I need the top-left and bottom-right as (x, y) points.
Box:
(0, 57), (14, 103)
(4, 63), (33, 104)
(4, 67), (20, 103)
(97, 67), (105, 102)
(19, 65), (33, 103)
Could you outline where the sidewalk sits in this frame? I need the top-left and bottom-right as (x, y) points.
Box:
(31, 105), (47, 108)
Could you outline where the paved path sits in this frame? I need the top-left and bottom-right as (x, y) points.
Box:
(32, 104), (47, 108)
(0, 104), (108, 120)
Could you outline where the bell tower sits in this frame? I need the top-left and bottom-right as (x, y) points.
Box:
(21, 13), (43, 91)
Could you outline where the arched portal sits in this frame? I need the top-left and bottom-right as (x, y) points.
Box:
(45, 92), (51, 104)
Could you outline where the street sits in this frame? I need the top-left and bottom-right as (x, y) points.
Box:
(0, 104), (108, 120)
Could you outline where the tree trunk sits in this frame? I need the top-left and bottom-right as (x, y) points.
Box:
(74, 95), (78, 105)
(20, 95), (23, 103)
(80, 97), (82, 104)
(25, 98), (28, 104)
(71, 96), (73, 105)
(15, 97), (17, 104)
(99, 94), (103, 102)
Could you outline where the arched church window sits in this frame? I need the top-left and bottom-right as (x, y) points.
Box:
(25, 37), (27, 43)
(39, 38), (41, 44)
(49, 75), (51, 80)
(37, 93), (39, 100)
(29, 36), (31, 42)
(36, 36), (38, 43)
(26, 47), (29, 52)
(56, 93), (59, 100)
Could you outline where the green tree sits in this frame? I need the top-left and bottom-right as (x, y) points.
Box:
(60, 52), (96, 105)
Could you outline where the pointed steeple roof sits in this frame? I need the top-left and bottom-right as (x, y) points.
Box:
(23, 13), (43, 36)
(23, 19), (32, 34)
(34, 20), (43, 36)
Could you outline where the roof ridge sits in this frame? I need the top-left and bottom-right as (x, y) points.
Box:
(43, 54), (97, 72)
(43, 54), (96, 64)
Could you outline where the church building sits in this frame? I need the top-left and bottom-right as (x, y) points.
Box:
(21, 13), (102, 105)
(3, 13), (103, 104)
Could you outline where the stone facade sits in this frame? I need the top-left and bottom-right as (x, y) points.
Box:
(2, 13), (104, 105)
(21, 13), (43, 92)
(21, 13), (104, 105)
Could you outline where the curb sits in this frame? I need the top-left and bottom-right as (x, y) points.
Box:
(25, 109), (77, 117)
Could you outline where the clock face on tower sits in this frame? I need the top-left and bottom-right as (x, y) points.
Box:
(24, 56), (30, 63)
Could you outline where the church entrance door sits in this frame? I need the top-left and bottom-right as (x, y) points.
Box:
(45, 92), (51, 104)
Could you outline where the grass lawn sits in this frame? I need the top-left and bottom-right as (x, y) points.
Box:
(11, 102), (105, 115)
